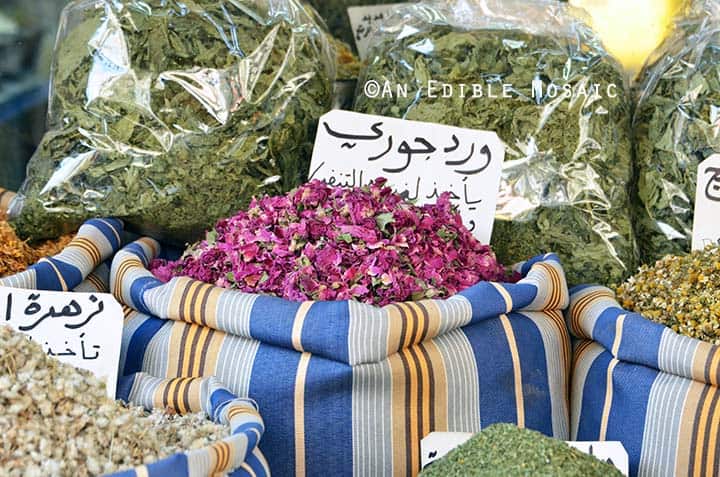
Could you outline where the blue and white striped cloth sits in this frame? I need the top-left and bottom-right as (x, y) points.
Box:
(0, 218), (124, 292)
(112, 373), (269, 477)
(113, 238), (572, 476)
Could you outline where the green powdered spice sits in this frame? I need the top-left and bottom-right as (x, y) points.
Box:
(633, 13), (720, 264)
(10, 0), (333, 244)
(420, 424), (623, 477)
(617, 246), (720, 345)
(354, 4), (637, 286)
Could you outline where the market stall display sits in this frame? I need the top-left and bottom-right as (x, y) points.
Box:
(633, 1), (720, 263)
(568, 286), (720, 477)
(3, 0), (720, 475)
(114, 236), (571, 477)
(420, 423), (623, 477)
(8, 0), (334, 244)
(353, 0), (637, 287)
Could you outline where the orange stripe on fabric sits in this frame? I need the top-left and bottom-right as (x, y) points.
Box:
(423, 341), (448, 433)
(611, 315), (626, 357)
(703, 388), (720, 477)
(239, 463), (257, 477)
(708, 347), (720, 387)
(536, 263), (560, 310)
(179, 324), (200, 376)
(389, 351), (408, 477)
(693, 386), (718, 477)
(599, 359), (619, 441)
(38, 258), (69, 291)
(500, 314), (525, 427)
(67, 237), (101, 264)
(676, 382), (705, 476)
(113, 257), (143, 298)
(571, 289), (615, 337)
(294, 353), (311, 477)
(292, 302), (313, 352)
(491, 283), (513, 313)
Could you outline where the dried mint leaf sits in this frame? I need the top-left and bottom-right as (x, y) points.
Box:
(353, 5), (637, 286)
(420, 424), (624, 477)
(633, 12), (720, 264)
(10, 0), (333, 245)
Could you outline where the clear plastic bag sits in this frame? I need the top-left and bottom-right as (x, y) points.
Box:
(305, 0), (410, 52)
(353, 0), (638, 286)
(9, 0), (334, 245)
(633, 1), (720, 263)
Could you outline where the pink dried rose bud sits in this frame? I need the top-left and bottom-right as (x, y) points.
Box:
(151, 179), (513, 306)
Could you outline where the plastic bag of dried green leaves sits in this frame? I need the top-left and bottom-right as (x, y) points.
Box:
(633, 0), (720, 264)
(9, 0), (334, 245)
(353, 0), (638, 286)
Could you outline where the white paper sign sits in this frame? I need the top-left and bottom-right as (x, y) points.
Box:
(1, 286), (123, 398)
(421, 432), (629, 476)
(309, 110), (505, 244)
(692, 154), (720, 251)
(348, 3), (411, 60)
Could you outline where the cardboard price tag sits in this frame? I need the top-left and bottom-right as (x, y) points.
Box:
(692, 154), (720, 250)
(421, 432), (629, 476)
(347, 3), (410, 60)
(310, 110), (505, 244)
(1, 286), (124, 398)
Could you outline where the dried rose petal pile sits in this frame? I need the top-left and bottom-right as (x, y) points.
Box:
(151, 179), (510, 306)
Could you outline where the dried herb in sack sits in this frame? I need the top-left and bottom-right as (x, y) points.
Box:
(633, 5), (720, 263)
(0, 219), (73, 278)
(353, 1), (637, 286)
(420, 424), (623, 477)
(617, 246), (720, 345)
(0, 326), (228, 477)
(151, 179), (510, 307)
(9, 0), (333, 244)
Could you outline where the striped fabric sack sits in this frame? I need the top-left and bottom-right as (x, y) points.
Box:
(0, 217), (124, 292)
(114, 239), (572, 477)
(111, 373), (269, 477)
(568, 286), (720, 477)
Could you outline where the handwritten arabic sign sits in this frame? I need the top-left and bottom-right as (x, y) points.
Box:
(309, 110), (505, 244)
(692, 154), (720, 251)
(348, 3), (410, 60)
(1, 286), (123, 398)
(420, 433), (629, 476)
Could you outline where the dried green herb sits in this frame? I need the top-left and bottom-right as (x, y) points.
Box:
(420, 424), (623, 477)
(633, 14), (720, 264)
(354, 5), (637, 286)
(10, 0), (333, 245)
(330, 36), (363, 81)
(617, 246), (720, 345)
